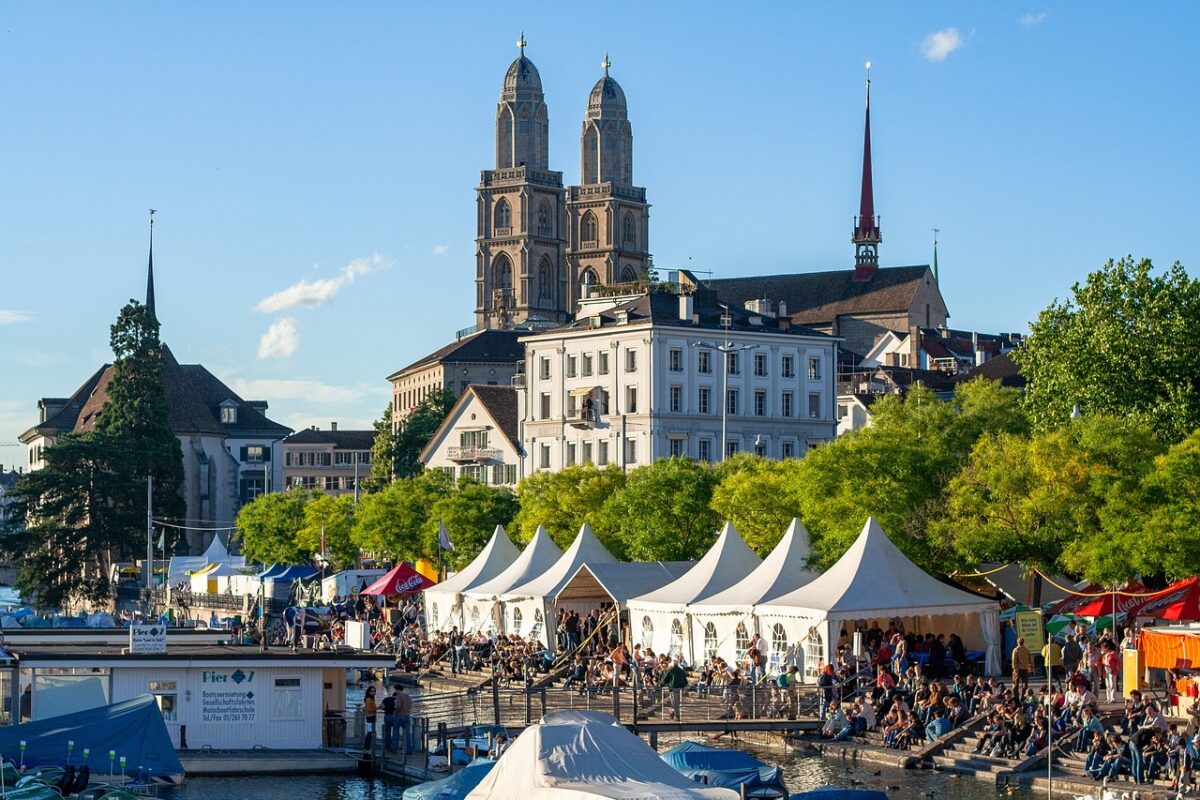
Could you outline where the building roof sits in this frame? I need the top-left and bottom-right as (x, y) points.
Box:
(918, 327), (1020, 364)
(504, 54), (543, 95)
(706, 265), (934, 326)
(27, 344), (289, 440)
(419, 384), (521, 465)
(952, 351), (1027, 389)
(587, 74), (627, 118)
(540, 291), (831, 339)
(20, 365), (109, 441)
(285, 428), (376, 449)
(388, 329), (525, 380)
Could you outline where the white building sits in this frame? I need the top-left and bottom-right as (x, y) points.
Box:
(420, 385), (524, 487)
(517, 286), (839, 474)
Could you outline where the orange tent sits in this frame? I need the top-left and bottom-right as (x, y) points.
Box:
(1140, 628), (1200, 671)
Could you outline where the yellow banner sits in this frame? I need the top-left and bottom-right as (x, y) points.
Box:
(1014, 610), (1046, 651)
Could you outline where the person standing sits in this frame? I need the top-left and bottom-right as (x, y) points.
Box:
(1011, 637), (1033, 696)
(393, 685), (413, 754)
(381, 687), (398, 753)
(658, 658), (688, 720)
(1103, 641), (1123, 703)
(1062, 634), (1083, 678)
(362, 685), (378, 751)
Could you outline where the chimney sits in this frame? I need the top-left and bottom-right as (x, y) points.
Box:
(331, 421), (338, 431)
(777, 300), (787, 318)
(679, 293), (694, 322)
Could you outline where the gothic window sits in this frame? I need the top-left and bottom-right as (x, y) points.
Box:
(622, 213), (636, 247)
(770, 623), (788, 670)
(735, 622), (750, 663)
(581, 211), (598, 243)
(669, 619), (684, 658)
(494, 254), (513, 289)
(538, 202), (552, 237)
(538, 257), (554, 302)
(704, 622), (718, 658)
(494, 198), (512, 230)
(641, 615), (654, 650)
(511, 607), (523, 636)
(620, 266), (638, 283)
(581, 268), (599, 287)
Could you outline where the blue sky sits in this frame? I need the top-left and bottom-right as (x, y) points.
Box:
(2, 3), (1197, 470)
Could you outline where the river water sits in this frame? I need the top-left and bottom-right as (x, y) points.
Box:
(163, 748), (1040, 799)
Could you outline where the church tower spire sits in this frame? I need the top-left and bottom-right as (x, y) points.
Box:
(476, 37), (569, 330)
(852, 62), (882, 282)
(566, 53), (650, 303)
(146, 208), (158, 323)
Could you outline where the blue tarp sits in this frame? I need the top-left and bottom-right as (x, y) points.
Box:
(258, 564), (286, 579)
(269, 565), (319, 582)
(661, 741), (787, 797)
(789, 789), (888, 800)
(0, 694), (183, 779)
(402, 759), (495, 800)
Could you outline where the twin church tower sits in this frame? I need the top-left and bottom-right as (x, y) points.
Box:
(475, 36), (650, 330)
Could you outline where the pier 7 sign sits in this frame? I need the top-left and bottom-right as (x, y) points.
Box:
(201, 669), (257, 723)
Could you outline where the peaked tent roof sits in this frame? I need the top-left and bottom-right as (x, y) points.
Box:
(629, 522), (760, 607)
(696, 518), (820, 610)
(468, 525), (564, 598)
(434, 525), (521, 594)
(559, 562), (694, 607)
(756, 517), (997, 620)
(363, 563), (436, 596)
(501, 523), (617, 601)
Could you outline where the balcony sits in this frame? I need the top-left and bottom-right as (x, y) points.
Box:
(448, 446), (503, 463)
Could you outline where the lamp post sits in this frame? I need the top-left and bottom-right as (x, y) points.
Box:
(693, 307), (755, 462)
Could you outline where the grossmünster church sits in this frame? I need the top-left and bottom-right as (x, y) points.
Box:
(475, 37), (651, 331)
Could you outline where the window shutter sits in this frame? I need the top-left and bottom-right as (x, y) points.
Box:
(262, 446), (271, 462)
(240, 446), (248, 461)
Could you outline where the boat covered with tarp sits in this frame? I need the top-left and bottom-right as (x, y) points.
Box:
(0, 694), (184, 783)
(403, 758), (496, 800)
(788, 789), (888, 800)
(661, 741), (787, 798)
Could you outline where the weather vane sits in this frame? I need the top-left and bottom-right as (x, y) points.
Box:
(602, 52), (611, 76)
(516, 32), (526, 55)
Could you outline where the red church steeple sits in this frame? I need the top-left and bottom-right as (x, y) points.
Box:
(852, 62), (882, 282)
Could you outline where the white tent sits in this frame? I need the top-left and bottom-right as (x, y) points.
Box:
(465, 710), (735, 800)
(689, 518), (820, 670)
(754, 517), (1001, 682)
(321, 569), (387, 603)
(458, 525), (563, 635)
(626, 522), (761, 664)
(423, 525), (521, 632)
(188, 561), (246, 594)
(166, 533), (245, 586)
(500, 523), (616, 646)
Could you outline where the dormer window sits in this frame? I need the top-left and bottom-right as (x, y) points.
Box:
(219, 401), (238, 424)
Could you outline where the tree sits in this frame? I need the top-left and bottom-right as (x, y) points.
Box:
(365, 403), (396, 491)
(597, 457), (719, 561)
(98, 300), (185, 530)
(2, 431), (139, 608)
(426, 480), (520, 570)
(709, 455), (804, 554)
(935, 430), (1100, 580)
(390, 388), (457, 479)
(1014, 257), (1200, 443)
(296, 494), (359, 571)
(235, 490), (309, 565)
(513, 464), (626, 548)
(352, 470), (452, 561)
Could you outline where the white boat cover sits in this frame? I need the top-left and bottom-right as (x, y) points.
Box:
(500, 523), (617, 601)
(627, 522), (760, 608)
(467, 525), (564, 599)
(464, 710), (736, 800)
(756, 517), (998, 619)
(695, 518), (819, 610)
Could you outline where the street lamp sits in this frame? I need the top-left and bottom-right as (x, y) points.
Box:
(692, 307), (755, 463)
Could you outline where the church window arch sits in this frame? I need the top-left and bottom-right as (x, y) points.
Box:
(494, 254), (513, 290)
(581, 268), (599, 288)
(538, 202), (552, 237)
(538, 257), (554, 302)
(581, 211), (598, 244)
(622, 213), (636, 247)
(494, 198), (512, 230)
(620, 265), (638, 284)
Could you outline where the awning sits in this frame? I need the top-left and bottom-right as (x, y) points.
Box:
(569, 386), (599, 397)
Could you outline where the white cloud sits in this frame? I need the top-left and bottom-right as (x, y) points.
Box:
(432, 244), (449, 256)
(921, 28), (964, 62)
(1018, 12), (1047, 26)
(0, 310), (34, 325)
(257, 317), (300, 359)
(254, 254), (389, 313)
(232, 377), (364, 405)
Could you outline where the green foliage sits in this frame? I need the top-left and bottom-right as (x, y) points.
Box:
(235, 490), (309, 565)
(1015, 257), (1200, 443)
(392, 388), (457, 479)
(513, 464), (627, 548)
(709, 455), (803, 554)
(366, 403), (395, 491)
(426, 480), (519, 570)
(296, 494), (358, 571)
(2, 431), (138, 608)
(597, 457), (720, 561)
(351, 470), (453, 561)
